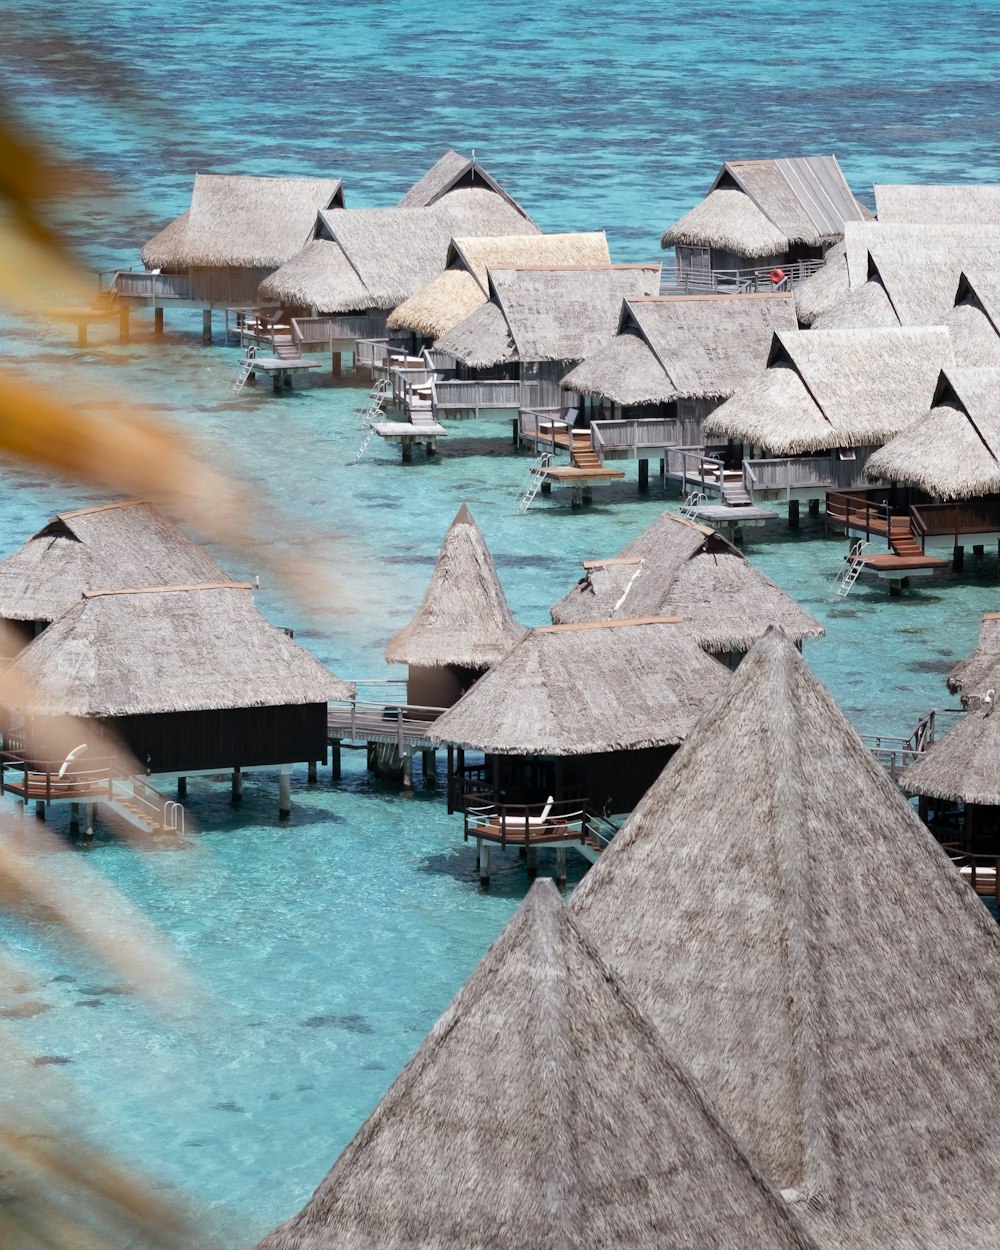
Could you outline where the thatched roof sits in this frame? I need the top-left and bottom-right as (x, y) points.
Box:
(0, 500), (228, 624)
(384, 505), (524, 669)
(947, 611), (1000, 704)
(550, 512), (824, 653)
(141, 174), (344, 269)
(662, 156), (867, 257)
(259, 190), (539, 312)
(843, 221), (1000, 288)
(794, 240), (847, 326)
(903, 702), (1000, 805)
(427, 618), (728, 755)
(562, 292), (796, 404)
(864, 367), (1000, 499)
(434, 264), (661, 367)
(704, 326), (956, 455)
(253, 880), (822, 1250)
(397, 150), (530, 220)
(5, 584), (351, 717)
(874, 183), (1000, 224)
(387, 232), (610, 336)
(570, 626), (1000, 1249)
(943, 270), (1000, 366)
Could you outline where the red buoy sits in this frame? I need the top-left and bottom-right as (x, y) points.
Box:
(770, 267), (786, 285)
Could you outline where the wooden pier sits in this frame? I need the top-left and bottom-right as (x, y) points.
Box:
(327, 697), (446, 786)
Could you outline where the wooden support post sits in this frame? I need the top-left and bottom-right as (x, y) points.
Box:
(331, 742), (341, 780)
(638, 458), (649, 491)
(788, 500), (800, 528)
(307, 760), (318, 784)
(177, 776), (187, 797)
(153, 306), (164, 336)
(283, 373), (292, 389)
(35, 800), (45, 820)
(202, 309), (212, 344)
(119, 305), (130, 344)
(447, 745), (455, 813)
(526, 846), (538, 878)
(974, 544), (985, 557)
(279, 771), (291, 820)
(953, 545), (964, 572)
(16, 799), (24, 827)
(808, 497), (820, 517)
(660, 457), (666, 480)
(540, 479), (552, 494)
(422, 749), (436, 783)
(77, 320), (88, 347)
(582, 485), (593, 504)
(427, 439), (437, 457)
(401, 751), (413, 789)
(69, 803), (80, 834)
(232, 767), (243, 803)
(84, 804), (94, 841)
(401, 441), (413, 463)
(478, 839), (491, 886)
(889, 579), (903, 596)
(332, 351), (342, 377)
(555, 847), (567, 886)
(512, 417), (519, 447)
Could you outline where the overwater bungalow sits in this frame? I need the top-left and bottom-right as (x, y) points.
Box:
(660, 155), (868, 293)
(396, 148), (529, 213)
(550, 511), (823, 664)
(873, 183), (1000, 223)
(385, 231), (611, 344)
(115, 173), (346, 341)
(569, 625), (1000, 1250)
(948, 610), (1000, 707)
(252, 880), (822, 1250)
(427, 616), (729, 880)
(0, 500), (227, 658)
(558, 291), (796, 483)
(699, 326), (955, 523)
(384, 504), (524, 708)
(0, 582), (351, 818)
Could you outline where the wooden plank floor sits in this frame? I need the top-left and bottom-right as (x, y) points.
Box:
(856, 552), (949, 571)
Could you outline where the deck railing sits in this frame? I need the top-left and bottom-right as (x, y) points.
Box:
(519, 409), (573, 455)
(327, 699), (446, 754)
(860, 709), (937, 778)
(463, 796), (592, 849)
(424, 348), (457, 370)
(432, 378), (521, 410)
(911, 499), (1000, 543)
(114, 271), (192, 300)
(591, 417), (685, 454)
(292, 313), (389, 346)
(663, 447), (727, 493)
(744, 456), (835, 490)
(660, 257), (825, 296)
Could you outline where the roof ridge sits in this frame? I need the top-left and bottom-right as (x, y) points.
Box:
(83, 581), (252, 599)
(536, 614), (682, 633)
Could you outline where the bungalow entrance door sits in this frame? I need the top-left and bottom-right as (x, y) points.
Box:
(676, 246), (710, 291)
(521, 361), (541, 412)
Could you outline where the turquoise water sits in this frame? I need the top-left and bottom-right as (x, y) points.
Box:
(2, 1), (1000, 1243)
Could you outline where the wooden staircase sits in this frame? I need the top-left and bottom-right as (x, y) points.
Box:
(272, 334), (303, 362)
(889, 515), (922, 557)
(721, 481), (753, 508)
(570, 430), (602, 471)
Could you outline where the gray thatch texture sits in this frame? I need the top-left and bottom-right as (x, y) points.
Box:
(811, 272), (898, 329)
(875, 183), (1000, 224)
(843, 221), (1000, 288)
(427, 618), (728, 755)
(903, 703), (1000, 805)
(550, 512), (824, 653)
(388, 232), (610, 336)
(794, 240), (847, 326)
(661, 188), (788, 256)
(5, 584), (352, 717)
(0, 500), (228, 624)
(947, 611), (1000, 703)
(865, 367), (1000, 499)
(252, 880), (822, 1250)
(561, 331), (674, 404)
(704, 327), (956, 454)
(141, 174), (343, 269)
(943, 300), (1000, 367)
(397, 150), (531, 220)
(384, 505), (524, 668)
(570, 626), (1000, 1250)
(259, 191), (538, 312)
(436, 265), (660, 367)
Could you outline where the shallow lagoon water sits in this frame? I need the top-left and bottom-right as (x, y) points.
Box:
(2, 0), (1000, 1242)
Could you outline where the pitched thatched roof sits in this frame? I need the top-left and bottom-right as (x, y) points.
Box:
(434, 264), (661, 367)
(5, 584), (352, 717)
(570, 626), (1000, 1249)
(387, 232), (610, 336)
(704, 326), (956, 454)
(562, 292), (797, 404)
(794, 240), (847, 326)
(397, 150), (530, 220)
(874, 183), (1000, 224)
(427, 618), (728, 755)
(384, 505), (524, 669)
(141, 174), (344, 269)
(253, 880), (822, 1250)
(662, 156), (867, 257)
(943, 270), (1000, 366)
(903, 703), (1000, 805)
(259, 190), (539, 312)
(865, 367), (1000, 499)
(947, 611), (1000, 703)
(843, 221), (1000, 288)
(0, 500), (228, 624)
(550, 512), (824, 653)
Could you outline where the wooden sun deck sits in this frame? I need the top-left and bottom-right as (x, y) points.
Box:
(537, 464), (625, 482)
(853, 552), (949, 573)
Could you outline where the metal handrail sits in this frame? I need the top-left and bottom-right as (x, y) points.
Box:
(464, 796), (590, 850)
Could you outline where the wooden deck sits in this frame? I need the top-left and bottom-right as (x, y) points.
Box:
(854, 552), (948, 573)
(538, 464), (625, 483)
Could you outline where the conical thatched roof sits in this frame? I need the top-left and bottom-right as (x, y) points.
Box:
(948, 611), (1000, 704)
(5, 584), (352, 717)
(387, 232), (610, 337)
(903, 703), (1000, 805)
(550, 512), (824, 653)
(0, 500), (228, 624)
(562, 292), (796, 404)
(794, 240), (847, 326)
(570, 626), (1000, 1249)
(259, 190), (538, 312)
(396, 150), (530, 219)
(384, 505), (524, 669)
(434, 264), (661, 367)
(864, 367), (1000, 499)
(703, 326), (955, 454)
(662, 156), (866, 257)
(874, 183), (1000, 224)
(252, 880), (821, 1250)
(427, 618), (728, 755)
(141, 174), (344, 269)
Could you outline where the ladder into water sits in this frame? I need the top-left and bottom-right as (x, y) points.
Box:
(836, 540), (870, 597)
(229, 346), (257, 396)
(515, 453), (552, 513)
